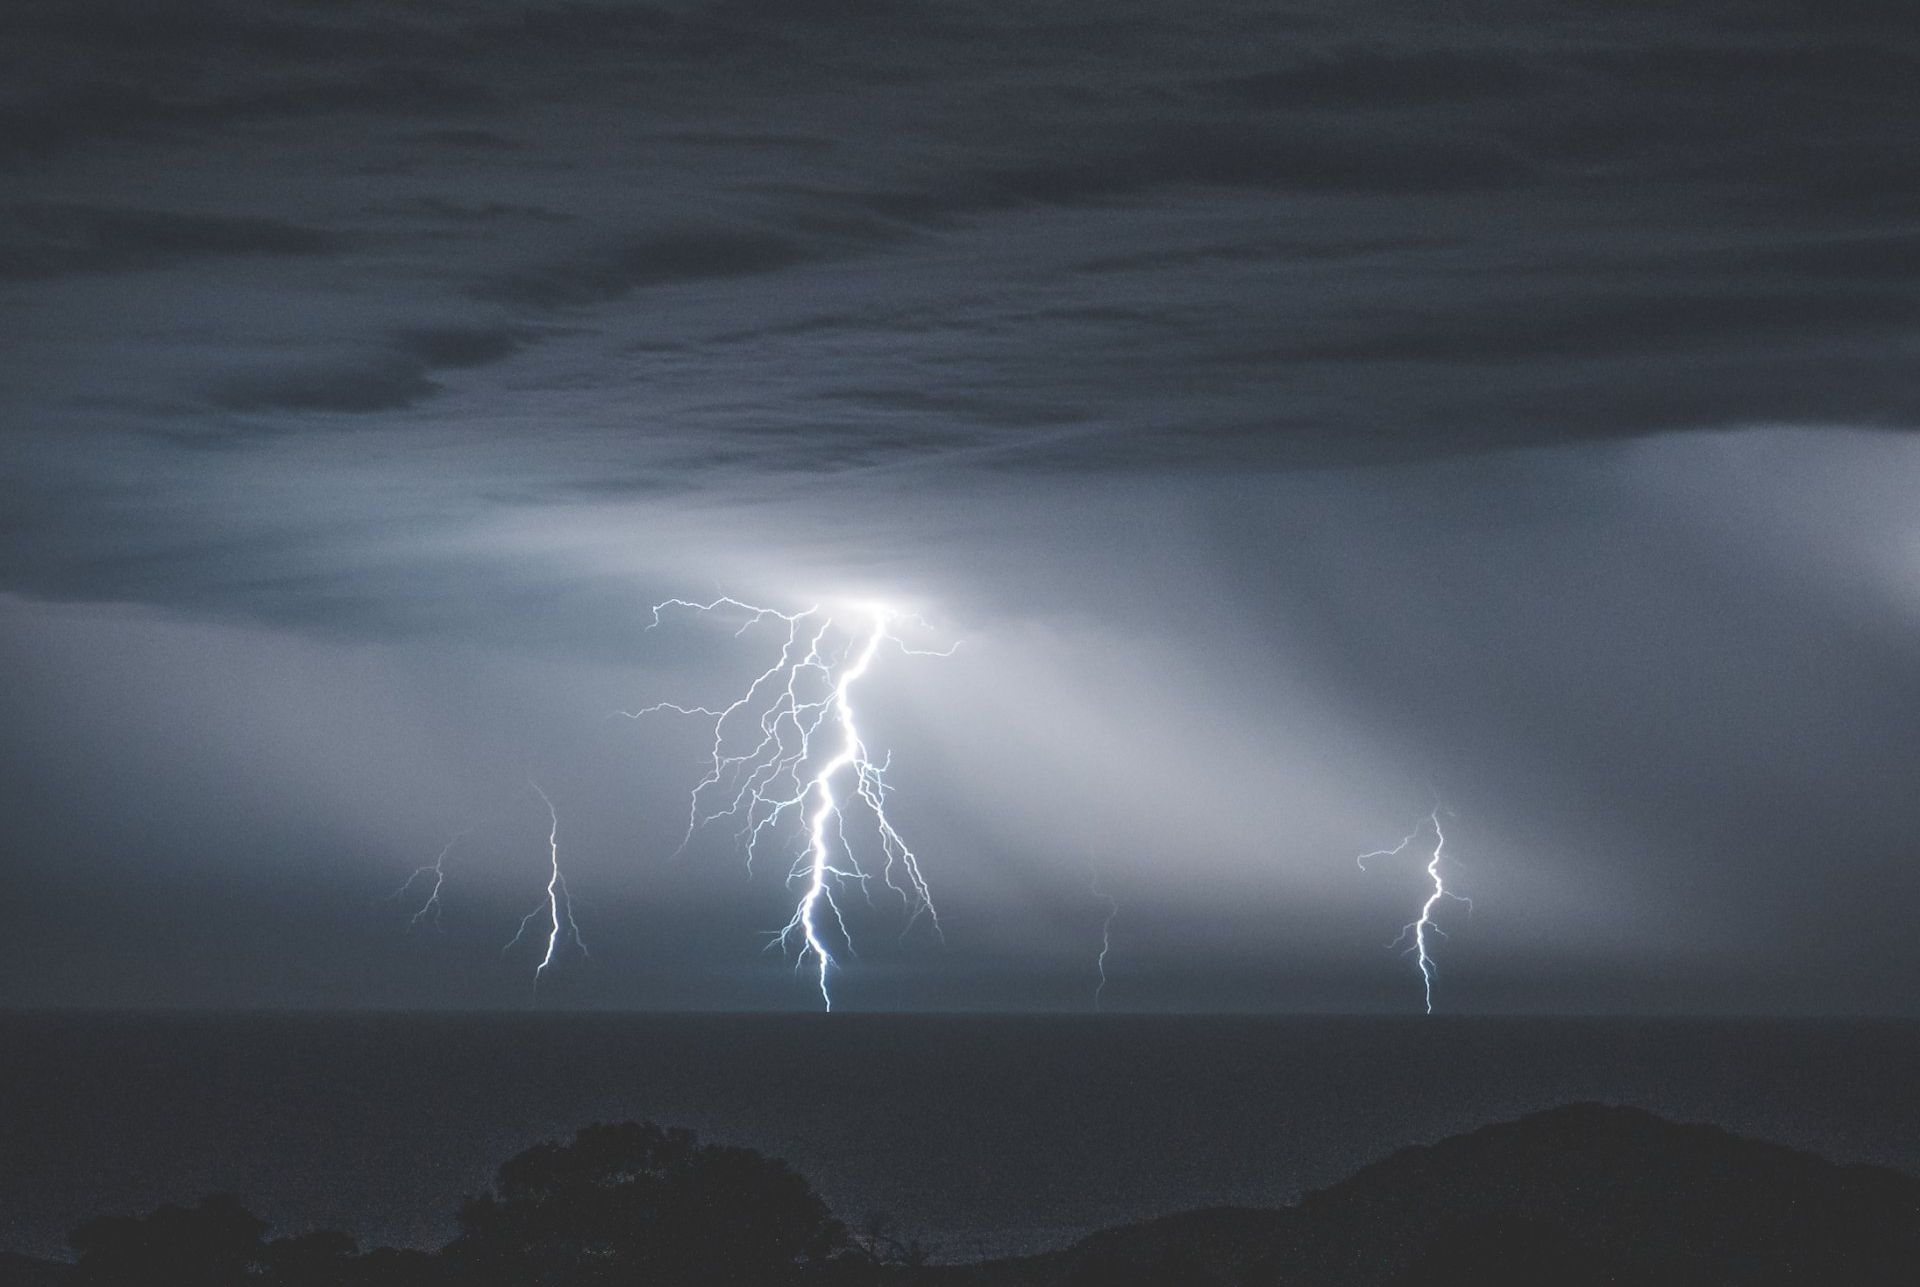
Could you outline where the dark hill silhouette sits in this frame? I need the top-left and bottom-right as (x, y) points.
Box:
(928, 1103), (1920, 1286)
(1295, 1102), (1918, 1286)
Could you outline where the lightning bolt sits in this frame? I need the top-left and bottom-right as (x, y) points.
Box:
(624, 597), (951, 1010)
(503, 781), (586, 986)
(1358, 805), (1470, 1015)
(1090, 866), (1117, 1013)
(391, 825), (468, 929)
(392, 798), (513, 929)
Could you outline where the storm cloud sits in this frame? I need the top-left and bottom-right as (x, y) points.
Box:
(1, 0), (1917, 1013)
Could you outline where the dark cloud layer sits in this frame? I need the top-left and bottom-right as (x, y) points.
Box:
(0, 203), (334, 280)
(3, 0), (1914, 469)
(477, 231), (822, 310)
(210, 326), (533, 412)
(1, 1), (1918, 1014)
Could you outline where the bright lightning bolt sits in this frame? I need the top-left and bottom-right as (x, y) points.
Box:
(503, 781), (586, 986)
(625, 596), (951, 1011)
(1358, 806), (1470, 1015)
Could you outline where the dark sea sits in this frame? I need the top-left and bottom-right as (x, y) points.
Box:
(2, 1014), (1915, 1264)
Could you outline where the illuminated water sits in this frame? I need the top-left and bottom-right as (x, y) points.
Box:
(2, 1013), (1915, 1263)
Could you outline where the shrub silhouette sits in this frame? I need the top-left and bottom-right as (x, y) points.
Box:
(261, 1231), (359, 1286)
(69, 1197), (372, 1286)
(63, 1123), (861, 1286)
(1062, 1245), (1226, 1287)
(443, 1121), (857, 1285)
(352, 1247), (450, 1286)
(70, 1195), (269, 1287)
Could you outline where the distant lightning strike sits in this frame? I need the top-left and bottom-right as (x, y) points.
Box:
(391, 825), (468, 929)
(625, 596), (951, 1010)
(1090, 868), (1118, 1013)
(503, 782), (586, 985)
(1358, 806), (1470, 1014)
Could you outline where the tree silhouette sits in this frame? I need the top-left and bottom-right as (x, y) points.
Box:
(443, 1121), (859, 1286)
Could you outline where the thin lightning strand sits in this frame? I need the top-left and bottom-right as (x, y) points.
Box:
(627, 597), (951, 1010)
(1090, 867), (1117, 1013)
(1359, 806), (1470, 1014)
(391, 825), (470, 929)
(504, 782), (586, 985)
(392, 800), (509, 928)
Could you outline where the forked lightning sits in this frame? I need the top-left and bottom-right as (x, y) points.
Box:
(625, 597), (953, 1010)
(1357, 806), (1470, 1013)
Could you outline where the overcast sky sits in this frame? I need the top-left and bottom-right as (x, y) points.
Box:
(3, 0), (1917, 1013)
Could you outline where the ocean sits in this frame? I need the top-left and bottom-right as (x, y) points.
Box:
(2, 1013), (1915, 1264)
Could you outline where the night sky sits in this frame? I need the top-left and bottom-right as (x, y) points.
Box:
(4, 0), (1917, 1013)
